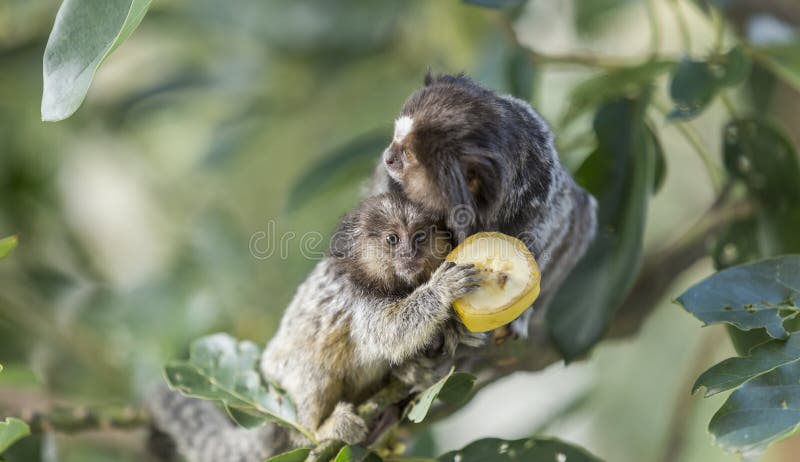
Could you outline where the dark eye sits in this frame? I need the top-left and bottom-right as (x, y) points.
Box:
(386, 234), (399, 245)
(413, 231), (427, 243)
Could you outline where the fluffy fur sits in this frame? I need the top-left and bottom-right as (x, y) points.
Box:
(376, 73), (597, 336)
(149, 193), (481, 461)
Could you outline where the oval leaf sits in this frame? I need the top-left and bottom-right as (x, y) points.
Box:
(164, 333), (315, 443)
(722, 119), (800, 205)
(437, 436), (602, 462)
(547, 95), (656, 361)
(709, 360), (800, 458)
(42, 0), (152, 121)
(669, 58), (716, 120)
(694, 333), (800, 397)
(676, 256), (800, 339)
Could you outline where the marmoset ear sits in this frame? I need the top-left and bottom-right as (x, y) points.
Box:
(330, 210), (360, 259)
(424, 68), (434, 86)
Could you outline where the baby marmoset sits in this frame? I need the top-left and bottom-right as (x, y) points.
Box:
(373, 73), (598, 337)
(261, 192), (480, 446)
(150, 193), (481, 462)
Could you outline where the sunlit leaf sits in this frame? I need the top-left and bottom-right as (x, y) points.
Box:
(0, 236), (17, 260)
(0, 418), (30, 455)
(286, 130), (390, 212)
(709, 361), (800, 459)
(333, 445), (380, 462)
(548, 95), (656, 361)
(41, 0), (152, 121)
(437, 436), (602, 462)
(753, 43), (800, 92)
(263, 448), (311, 462)
(694, 334), (800, 397)
(164, 333), (315, 443)
(677, 256), (800, 339)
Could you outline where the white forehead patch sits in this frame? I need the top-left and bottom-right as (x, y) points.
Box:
(393, 116), (414, 143)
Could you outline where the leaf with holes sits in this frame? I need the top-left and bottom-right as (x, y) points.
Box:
(694, 333), (800, 397)
(406, 368), (476, 423)
(548, 95), (656, 361)
(164, 333), (315, 442)
(0, 236), (17, 260)
(437, 436), (602, 462)
(709, 360), (800, 459)
(42, 0), (152, 121)
(722, 118), (800, 205)
(677, 256), (800, 339)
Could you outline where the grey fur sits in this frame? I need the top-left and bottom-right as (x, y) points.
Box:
(149, 194), (480, 461)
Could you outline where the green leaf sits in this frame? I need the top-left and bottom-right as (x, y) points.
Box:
(722, 119), (800, 205)
(0, 418), (30, 455)
(548, 95), (656, 361)
(333, 445), (380, 462)
(669, 59), (716, 120)
(716, 46), (751, 88)
(708, 360), (800, 458)
(437, 373), (476, 406)
(263, 448), (312, 462)
(437, 436), (602, 462)
(286, 130), (390, 212)
(0, 236), (18, 260)
(561, 60), (673, 125)
(669, 48), (751, 120)
(677, 256), (800, 339)
(407, 368), (475, 423)
(42, 0), (152, 121)
(694, 333), (800, 397)
(753, 43), (800, 92)
(646, 123), (667, 194)
(164, 333), (315, 443)
(506, 47), (536, 102)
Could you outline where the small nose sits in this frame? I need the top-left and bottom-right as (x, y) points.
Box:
(383, 149), (397, 167)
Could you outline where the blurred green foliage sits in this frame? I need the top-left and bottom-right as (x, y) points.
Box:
(2, 0), (800, 461)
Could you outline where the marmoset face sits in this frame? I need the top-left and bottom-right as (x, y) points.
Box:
(331, 194), (452, 293)
(382, 74), (507, 236)
(356, 195), (451, 287)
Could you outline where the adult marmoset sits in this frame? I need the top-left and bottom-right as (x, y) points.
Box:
(149, 193), (481, 462)
(371, 73), (597, 337)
